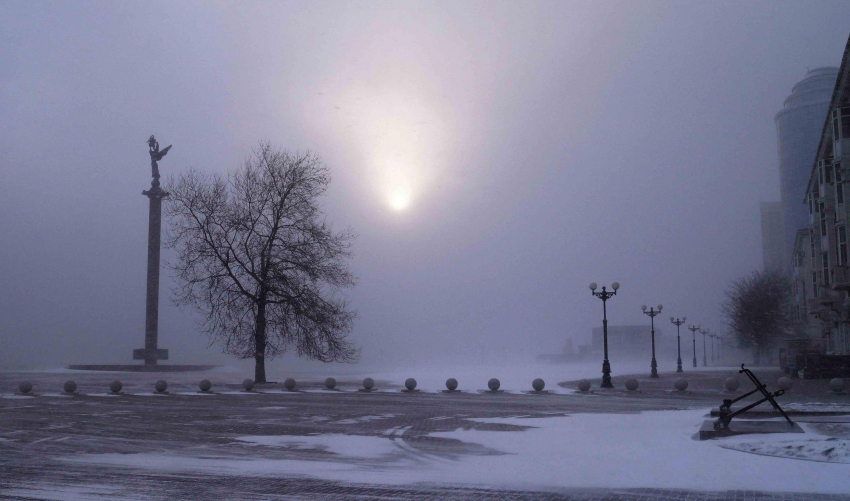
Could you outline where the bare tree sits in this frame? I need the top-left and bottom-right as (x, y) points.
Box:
(722, 268), (795, 365)
(164, 143), (357, 383)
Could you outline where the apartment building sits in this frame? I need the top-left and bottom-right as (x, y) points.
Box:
(793, 36), (850, 356)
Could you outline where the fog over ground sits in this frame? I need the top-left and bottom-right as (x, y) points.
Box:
(1, 1), (849, 373)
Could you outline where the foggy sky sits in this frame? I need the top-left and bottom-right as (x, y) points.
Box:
(2, 1), (849, 372)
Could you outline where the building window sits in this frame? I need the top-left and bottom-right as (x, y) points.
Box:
(835, 108), (850, 141)
(820, 202), (828, 236)
(811, 229), (816, 258)
(820, 165), (825, 185)
(837, 164), (844, 205)
(813, 271), (819, 298)
(834, 109), (840, 141)
(844, 108), (850, 140)
(826, 163), (833, 184)
(809, 193), (814, 214)
(823, 253), (830, 286)
(839, 225), (848, 266)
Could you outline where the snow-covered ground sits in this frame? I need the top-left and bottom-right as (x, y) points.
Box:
(719, 433), (850, 464)
(62, 409), (850, 494)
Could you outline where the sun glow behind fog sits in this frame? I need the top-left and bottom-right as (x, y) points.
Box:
(383, 158), (414, 212)
(325, 85), (453, 214)
(388, 188), (411, 211)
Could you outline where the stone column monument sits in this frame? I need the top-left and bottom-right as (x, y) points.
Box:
(133, 135), (172, 367)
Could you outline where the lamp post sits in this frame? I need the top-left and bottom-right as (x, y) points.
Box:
(590, 282), (619, 388)
(642, 304), (663, 378)
(688, 325), (699, 368)
(670, 317), (686, 373)
(700, 328), (709, 367)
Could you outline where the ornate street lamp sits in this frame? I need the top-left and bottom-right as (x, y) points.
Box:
(590, 282), (619, 388)
(670, 316), (686, 373)
(700, 328), (710, 367)
(642, 304), (663, 378)
(688, 325), (699, 368)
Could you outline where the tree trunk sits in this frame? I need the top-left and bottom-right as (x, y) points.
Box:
(254, 301), (267, 383)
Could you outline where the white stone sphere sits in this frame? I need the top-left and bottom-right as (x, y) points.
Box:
(532, 378), (545, 391)
(778, 377), (793, 391)
(405, 378), (417, 390)
(829, 378), (845, 393)
(724, 377), (740, 391)
(109, 380), (123, 393)
(363, 377), (375, 390)
(18, 381), (32, 394)
(674, 378), (688, 391)
(625, 378), (639, 391)
(242, 379), (254, 391)
(284, 378), (296, 390)
(325, 377), (336, 390)
(446, 378), (458, 391)
(154, 380), (168, 393)
(63, 380), (77, 393)
(577, 379), (591, 392)
(488, 378), (501, 391)
(199, 379), (212, 392)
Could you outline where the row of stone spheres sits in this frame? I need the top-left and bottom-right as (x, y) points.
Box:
(13, 377), (847, 395)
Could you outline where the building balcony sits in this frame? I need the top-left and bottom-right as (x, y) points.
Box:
(834, 266), (850, 290)
(808, 298), (829, 318)
(818, 287), (844, 305)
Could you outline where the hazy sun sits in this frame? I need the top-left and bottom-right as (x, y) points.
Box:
(388, 189), (411, 212)
(323, 84), (454, 215)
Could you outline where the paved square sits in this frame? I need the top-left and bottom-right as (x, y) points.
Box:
(2, 369), (849, 500)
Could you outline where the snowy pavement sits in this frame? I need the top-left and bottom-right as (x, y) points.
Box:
(1, 367), (849, 500)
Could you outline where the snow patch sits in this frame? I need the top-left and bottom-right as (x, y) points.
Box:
(234, 434), (400, 458)
(420, 410), (850, 493)
(718, 434), (850, 463)
(335, 415), (395, 425)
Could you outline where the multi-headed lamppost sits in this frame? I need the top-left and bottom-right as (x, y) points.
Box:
(700, 328), (709, 367)
(670, 316), (686, 373)
(590, 282), (619, 388)
(688, 325), (699, 368)
(641, 304), (663, 378)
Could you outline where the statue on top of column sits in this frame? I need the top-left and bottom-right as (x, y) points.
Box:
(147, 135), (172, 187)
